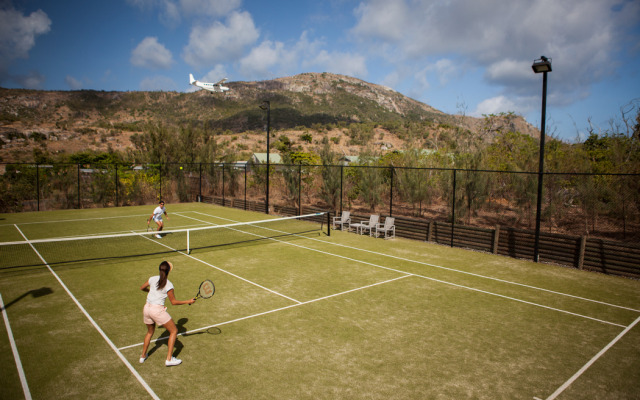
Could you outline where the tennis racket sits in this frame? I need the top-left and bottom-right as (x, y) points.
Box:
(190, 279), (215, 305)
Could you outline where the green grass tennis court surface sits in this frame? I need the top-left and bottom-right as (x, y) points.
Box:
(1, 203), (639, 399)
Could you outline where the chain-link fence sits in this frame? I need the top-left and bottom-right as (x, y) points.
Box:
(2, 162), (638, 276)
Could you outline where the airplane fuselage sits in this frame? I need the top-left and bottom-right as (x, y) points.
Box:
(189, 74), (229, 93)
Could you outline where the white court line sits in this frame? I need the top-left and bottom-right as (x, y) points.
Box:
(542, 315), (640, 400)
(14, 225), (160, 400)
(0, 213), (149, 227)
(1, 293), (32, 400)
(138, 231), (302, 304)
(189, 211), (640, 313)
(186, 212), (627, 328)
(118, 274), (413, 350)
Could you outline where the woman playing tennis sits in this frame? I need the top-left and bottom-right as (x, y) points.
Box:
(148, 200), (169, 238)
(140, 261), (195, 366)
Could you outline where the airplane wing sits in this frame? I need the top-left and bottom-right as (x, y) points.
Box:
(214, 78), (228, 85)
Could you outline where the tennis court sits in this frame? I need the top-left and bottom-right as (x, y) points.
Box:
(1, 203), (639, 399)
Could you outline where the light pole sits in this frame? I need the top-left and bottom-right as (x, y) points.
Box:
(532, 56), (552, 262)
(260, 100), (271, 214)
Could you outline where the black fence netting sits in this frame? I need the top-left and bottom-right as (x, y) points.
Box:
(2, 162), (638, 277)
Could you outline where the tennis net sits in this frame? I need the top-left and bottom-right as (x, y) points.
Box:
(1, 212), (330, 269)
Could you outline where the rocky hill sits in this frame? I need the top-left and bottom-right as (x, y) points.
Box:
(0, 72), (539, 162)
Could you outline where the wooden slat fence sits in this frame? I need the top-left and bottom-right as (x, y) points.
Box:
(198, 200), (640, 279)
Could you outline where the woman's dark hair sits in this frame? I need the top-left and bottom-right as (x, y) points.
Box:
(157, 261), (172, 290)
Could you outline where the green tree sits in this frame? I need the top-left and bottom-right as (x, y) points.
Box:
(318, 140), (341, 210)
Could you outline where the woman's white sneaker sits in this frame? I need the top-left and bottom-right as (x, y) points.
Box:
(165, 357), (182, 367)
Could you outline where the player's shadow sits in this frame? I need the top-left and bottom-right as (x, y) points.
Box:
(147, 317), (189, 358)
(2, 287), (53, 310)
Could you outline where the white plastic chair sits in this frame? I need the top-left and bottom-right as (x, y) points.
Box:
(332, 211), (351, 231)
(351, 215), (379, 236)
(375, 217), (395, 239)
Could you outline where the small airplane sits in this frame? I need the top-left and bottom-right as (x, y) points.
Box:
(189, 74), (229, 93)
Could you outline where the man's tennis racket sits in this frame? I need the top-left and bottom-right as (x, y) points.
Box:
(190, 279), (215, 305)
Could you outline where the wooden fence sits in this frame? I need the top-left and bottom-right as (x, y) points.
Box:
(202, 196), (640, 279)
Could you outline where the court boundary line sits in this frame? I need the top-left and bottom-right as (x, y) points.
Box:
(118, 274), (413, 350)
(137, 231), (303, 304)
(542, 315), (640, 400)
(184, 212), (626, 328)
(0, 292), (32, 400)
(0, 213), (150, 227)
(189, 211), (640, 313)
(13, 225), (160, 400)
(188, 210), (640, 397)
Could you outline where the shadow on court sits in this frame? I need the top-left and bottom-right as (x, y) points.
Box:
(147, 318), (221, 359)
(148, 317), (188, 358)
(2, 287), (53, 310)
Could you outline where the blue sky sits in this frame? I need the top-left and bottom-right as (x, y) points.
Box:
(1, 0), (639, 142)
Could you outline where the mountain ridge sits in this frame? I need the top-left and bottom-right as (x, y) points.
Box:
(0, 72), (540, 162)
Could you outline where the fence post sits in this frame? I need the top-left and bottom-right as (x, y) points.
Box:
(493, 225), (500, 254)
(577, 235), (587, 270)
(340, 165), (344, 215)
(115, 164), (119, 207)
(77, 164), (81, 209)
(36, 163), (40, 211)
(298, 163), (302, 216)
(389, 166), (394, 217)
(451, 169), (457, 247)
(427, 221), (433, 242)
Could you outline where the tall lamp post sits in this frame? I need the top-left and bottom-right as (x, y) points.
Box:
(532, 56), (552, 262)
(260, 101), (271, 214)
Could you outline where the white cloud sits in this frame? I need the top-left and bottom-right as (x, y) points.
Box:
(352, 0), (410, 41)
(0, 7), (51, 59)
(484, 59), (533, 88)
(131, 37), (174, 70)
(202, 65), (228, 82)
(179, 0), (241, 17)
(470, 95), (542, 118)
(0, 6), (51, 84)
(304, 50), (368, 78)
(127, 0), (241, 27)
(239, 40), (291, 78)
(472, 96), (519, 117)
(183, 11), (259, 68)
(65, 75), (83, 90)
(351, 0), (640, 108)
(428, 59), (459, 86)
(13, 70), (46, 89)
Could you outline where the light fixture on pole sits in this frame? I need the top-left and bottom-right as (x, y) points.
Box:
(532, 56), (551, 262)
(259, 100), (271, 214)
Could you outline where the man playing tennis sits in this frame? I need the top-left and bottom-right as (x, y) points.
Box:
(148, 200), (169, 238)
(140, 261), (195, 367)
